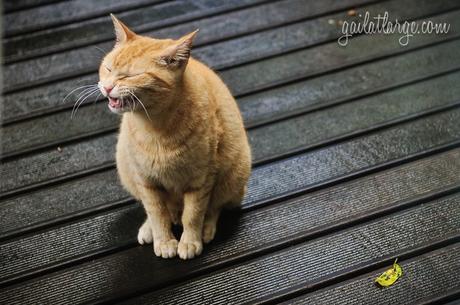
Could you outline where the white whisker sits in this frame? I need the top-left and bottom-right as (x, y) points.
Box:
(94, 92), (102, 104)
(118, 88), (135, 113)
(72, 90), (98, 119)
(130, 96), (135, 113)
(72, 86), (96, 105)
(71, 87), (95, 116)
(128, 96), (135, 113)
(77, 87), (99, 107)
(63, 85), (97, 103)
(76, 86), (95, 98)
(71, 87), (100, 119)
(128, 90), (152, 121)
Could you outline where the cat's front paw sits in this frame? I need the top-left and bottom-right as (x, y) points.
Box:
(137, 221), (153, 245)
(154, 239), (178, 258)
(178, 237), (203, 260)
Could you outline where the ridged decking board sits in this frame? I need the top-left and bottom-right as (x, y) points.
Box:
(2, 148), (460, 287)
(3, 0), (269, 38)
(4, 0), (374, 63)
(5, 12), (460, 126)
(1, 106), (459, 201)
(1, 0), (459, 304)
(2, 35), (459, 131)
(9, 0), (437, 87)
(3, 8), (460, 125)
(284, 244), (460, 305)
(3, 62), (460, 158)
(5, 4), (460, 95)
(3, 0), (165, 37)
(1, 164), (459, 303)
(3, 1), (67, 14)
(118, 197), (460, 304)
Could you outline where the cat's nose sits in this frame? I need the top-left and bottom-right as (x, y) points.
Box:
(104, 86), (113, 95)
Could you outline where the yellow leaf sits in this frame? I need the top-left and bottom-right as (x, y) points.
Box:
(375, 259), (403, 287)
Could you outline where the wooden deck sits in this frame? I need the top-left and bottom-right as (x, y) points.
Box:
(1, 0), (460, 304)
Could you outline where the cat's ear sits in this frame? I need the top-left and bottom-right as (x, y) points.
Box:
(110, 14), (136, 45)
(158, 29), (199, 68)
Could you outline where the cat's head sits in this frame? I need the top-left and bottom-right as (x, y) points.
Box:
(98, 14), (198, 115)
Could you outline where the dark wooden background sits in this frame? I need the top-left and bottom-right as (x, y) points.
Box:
(1, 0), (460, 303)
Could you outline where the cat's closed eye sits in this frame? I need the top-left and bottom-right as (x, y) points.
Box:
(118, 73), (143, 80)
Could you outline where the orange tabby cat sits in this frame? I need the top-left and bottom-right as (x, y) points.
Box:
(98, 15), (251, 259)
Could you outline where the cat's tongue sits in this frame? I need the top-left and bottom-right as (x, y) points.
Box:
(109, 97), (121, 108)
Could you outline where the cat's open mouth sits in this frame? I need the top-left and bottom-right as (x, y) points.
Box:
(109, 97), (122, 109)
(108, 97), (126, 114)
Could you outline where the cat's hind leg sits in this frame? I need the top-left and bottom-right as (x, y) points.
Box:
(202, 205), (221, 244)
(203, 181), (246, 244)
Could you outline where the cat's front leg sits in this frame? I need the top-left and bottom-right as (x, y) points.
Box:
(137, 218), (153, 245)
(178, 189), (209, 259)
(138, 184), (178, 258)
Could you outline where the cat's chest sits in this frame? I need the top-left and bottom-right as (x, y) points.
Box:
(131, 139), (185, 172)
(118, 123), (209, 190)
(131, 142), (196, 191)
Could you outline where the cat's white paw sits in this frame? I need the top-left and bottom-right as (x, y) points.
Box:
(202, 223), (216, 244)
(137, 221), (153, 245)
(178, 237), (203, 259)
(154, 239), (178, 258)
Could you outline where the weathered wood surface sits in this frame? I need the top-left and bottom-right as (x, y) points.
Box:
(1, 0), (459, 304)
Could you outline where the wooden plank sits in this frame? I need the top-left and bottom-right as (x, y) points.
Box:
(3, 0), (459, 304)
(2, 94), (460, 197)
(0, 204), (144, 283)
(440, 299), (460, 305)
(0, 170), (130, 240)
(3, 0), (67, 14)
(439, 299), (460, 305)
(117, 197), (460, 305)
(4, 57), (460, 158)
(238, 40), (460, 127)
(5, 0), (460, 92)
(3, 0), (371, 63)
(0, 133), (115, 196)
(3, 0), (376, 82)
(4, 34), (460, 129)
(2, 192), (458, 304)
(3, 9), (460, 124)
(220, 18), (459, 98)
(2, 0), (255, 37)
(2, 144), (460, 284)
(284, 244), (460, 305)
(2, 134), (459, 245)
(248, 71), (460, 163)
(243, 109), (460, 208)
(1, 115), (460, 284)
